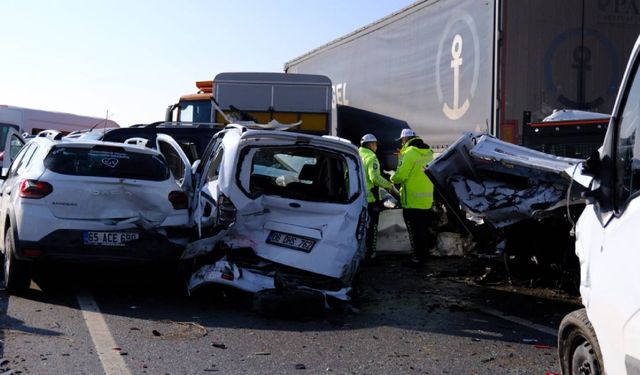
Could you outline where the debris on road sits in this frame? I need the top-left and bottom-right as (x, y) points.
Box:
(211, 343), (227, 349)
(295, 364), (307, 370)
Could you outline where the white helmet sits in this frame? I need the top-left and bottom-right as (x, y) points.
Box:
(360, 133), (378, 145)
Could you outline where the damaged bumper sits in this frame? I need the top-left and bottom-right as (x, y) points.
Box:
(187, 257), (352, 301)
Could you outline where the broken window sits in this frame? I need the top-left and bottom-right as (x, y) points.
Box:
(241, 146), (350, 203)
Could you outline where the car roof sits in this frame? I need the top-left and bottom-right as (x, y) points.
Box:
(29, 136), (163, 156)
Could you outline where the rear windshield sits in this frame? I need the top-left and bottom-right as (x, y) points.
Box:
(44, 145), (170, 181)
(243, 146), (351, 203)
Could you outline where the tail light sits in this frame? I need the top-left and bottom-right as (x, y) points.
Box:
(0, 151), (4, 161)
(168, 191), (188, 209)
(19, 180), (53, 199)
(355, 207), (368, 240)
(217, 194), (236, 226)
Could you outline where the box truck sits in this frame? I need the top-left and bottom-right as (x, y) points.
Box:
(165, 72), (333, 136)
(285, 0), (640, 168)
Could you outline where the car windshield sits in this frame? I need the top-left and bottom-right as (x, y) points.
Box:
(44, 145), (170, 181)
(245, 146), (351, 203)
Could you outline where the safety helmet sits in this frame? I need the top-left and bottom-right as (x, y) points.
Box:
(395, 128), (417, 141)
(360, 133), (378, 145)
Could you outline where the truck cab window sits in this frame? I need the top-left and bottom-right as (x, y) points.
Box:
(615, 61), (640, 210)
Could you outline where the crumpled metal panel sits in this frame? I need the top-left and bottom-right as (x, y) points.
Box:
(427, 132), (587, 242)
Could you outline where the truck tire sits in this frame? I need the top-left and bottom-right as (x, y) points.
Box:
(3, 227), (31, 294)
(558, 308), (604, 375)
(253, 288), (325, 320)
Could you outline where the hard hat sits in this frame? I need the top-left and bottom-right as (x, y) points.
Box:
(360, 133), (378, 144)
(396, 128), (416, 141)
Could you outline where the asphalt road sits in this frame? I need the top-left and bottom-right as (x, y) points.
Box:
(0, 257), (579, 374)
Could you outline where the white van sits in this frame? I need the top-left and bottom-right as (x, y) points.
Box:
(0, 105), (119, 173)
(0, 105), (118, 136)
(557, 35), (640, 374)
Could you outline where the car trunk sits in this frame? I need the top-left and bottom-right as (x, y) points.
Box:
(44, 176), (174, 224)
(230, 133), (366, 280)
(41, 143), (177, 225)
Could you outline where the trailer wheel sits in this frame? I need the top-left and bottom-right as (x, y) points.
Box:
(558, 308), (603, 375)
(3, 227), (31, 294)
(253, 288), (325, 320)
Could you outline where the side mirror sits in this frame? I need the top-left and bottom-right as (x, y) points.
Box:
(581, 148), (602, 177)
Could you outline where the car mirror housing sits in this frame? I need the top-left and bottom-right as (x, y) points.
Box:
(581, 149), (602, 178)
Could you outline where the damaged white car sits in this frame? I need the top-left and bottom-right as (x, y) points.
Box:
(0, 135), (192, 293)
(182, 124), (368, 305)
(426, 132), (587, 278)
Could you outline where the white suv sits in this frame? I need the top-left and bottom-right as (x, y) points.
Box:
(0, 135), (192, 293)
(182, 125), (368, 302)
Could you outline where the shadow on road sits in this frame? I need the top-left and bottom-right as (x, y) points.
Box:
(2, 256), (580, 348)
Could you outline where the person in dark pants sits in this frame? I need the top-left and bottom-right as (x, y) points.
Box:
(391, 129), (436, 265)
(358, 134), (398, 260)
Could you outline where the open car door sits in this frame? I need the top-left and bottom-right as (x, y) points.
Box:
(155, 133), (193, 193)
(1, 125), (25, 176)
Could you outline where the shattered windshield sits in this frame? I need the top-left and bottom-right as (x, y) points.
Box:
(243, 146), (351, 203)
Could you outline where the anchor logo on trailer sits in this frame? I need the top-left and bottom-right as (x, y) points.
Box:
(443, 34), (469, 120)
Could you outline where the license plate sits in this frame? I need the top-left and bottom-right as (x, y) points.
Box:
(266, 231), (316, 252)
(83, 231), (139, 247)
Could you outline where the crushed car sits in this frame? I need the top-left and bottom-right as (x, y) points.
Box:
(426, 132), (587, 280)
(180, 124), (368, 307)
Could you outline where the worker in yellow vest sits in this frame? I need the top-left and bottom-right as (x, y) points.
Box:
(391, 128), (436, 266)
(358, 133), (398, 260)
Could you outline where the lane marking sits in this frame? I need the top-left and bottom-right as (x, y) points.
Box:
(471, 303), (558, 337)
(76, 289), (131, 375)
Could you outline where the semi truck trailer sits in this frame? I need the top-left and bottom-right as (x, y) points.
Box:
(285, 0), (640, 167)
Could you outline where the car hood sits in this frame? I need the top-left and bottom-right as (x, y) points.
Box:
(426, 133), (587, 245)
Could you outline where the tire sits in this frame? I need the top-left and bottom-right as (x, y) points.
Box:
(3, 227), (32, 293)
(253, 288), (325, 320)
(558, 308), (604, 375)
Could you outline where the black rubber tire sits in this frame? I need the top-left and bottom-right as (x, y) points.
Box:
(558, 308), (604, 375)
(3, 227), (32, 294)
(253, 288), (325, 320)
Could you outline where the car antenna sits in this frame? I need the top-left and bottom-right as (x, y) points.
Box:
(88, 110), (113, 132)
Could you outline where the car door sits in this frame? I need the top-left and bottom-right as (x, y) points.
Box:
(191, 135), (226, 236)
(155, 134), (192, 193)
(0, 126), (25, 176)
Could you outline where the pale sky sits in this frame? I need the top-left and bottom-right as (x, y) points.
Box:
(0, 0), (415, 126)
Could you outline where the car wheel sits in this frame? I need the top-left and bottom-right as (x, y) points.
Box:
(253, 288), (325, 320)
(558, 308), (604, 375)
(3, 227), (32, 293)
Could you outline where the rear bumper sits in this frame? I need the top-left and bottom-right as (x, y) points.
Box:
(15, 229), (185, 264)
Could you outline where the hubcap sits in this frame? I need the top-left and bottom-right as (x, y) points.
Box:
(571, 338), (599, 375)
